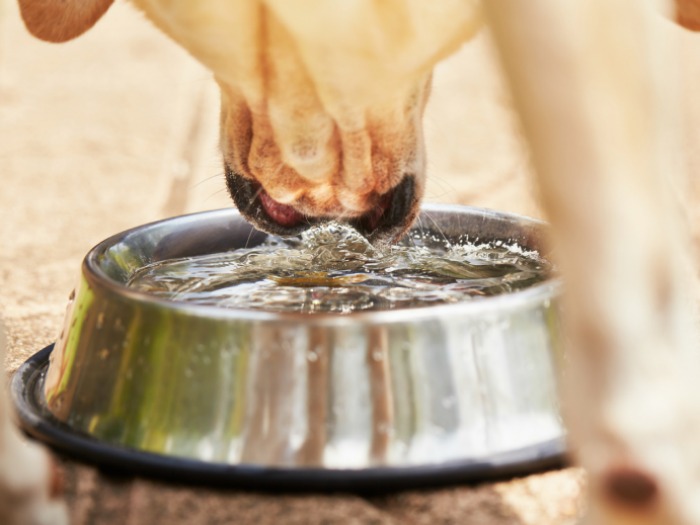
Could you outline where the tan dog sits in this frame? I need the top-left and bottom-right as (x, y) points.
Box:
(0, 329), (66, 525)
(18, 0), (481, 241)
(8, 1), (700, 524)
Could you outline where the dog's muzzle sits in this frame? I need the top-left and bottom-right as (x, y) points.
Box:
(224, 165), (418, 242)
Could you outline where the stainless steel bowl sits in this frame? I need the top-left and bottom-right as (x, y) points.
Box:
(13, 204), (565, 489)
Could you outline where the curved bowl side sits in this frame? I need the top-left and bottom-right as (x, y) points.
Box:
(42, 205), (564, 470)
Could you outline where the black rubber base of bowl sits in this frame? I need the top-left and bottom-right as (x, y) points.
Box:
(11, 345), (567, 493)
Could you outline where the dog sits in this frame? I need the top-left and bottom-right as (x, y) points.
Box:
(0, 327), (67, 524)
(7, 0), (700, 524)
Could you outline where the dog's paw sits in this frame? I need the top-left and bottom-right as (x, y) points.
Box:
(0, 433), (68, 525)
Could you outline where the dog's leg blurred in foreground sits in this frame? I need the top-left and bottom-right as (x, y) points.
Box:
(0, 329), (67, 525)
(486, 1), (700, 523)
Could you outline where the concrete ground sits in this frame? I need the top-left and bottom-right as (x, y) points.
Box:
(2, 1), (700, 523)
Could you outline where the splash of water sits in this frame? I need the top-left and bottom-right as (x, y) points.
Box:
(127, 222), (551, 313)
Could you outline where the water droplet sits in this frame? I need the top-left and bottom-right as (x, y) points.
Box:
(307, 350), (318, 362)
(99, 348), (109, 360)
(372, 350), (384, 361)
(96, 312), (105, 330)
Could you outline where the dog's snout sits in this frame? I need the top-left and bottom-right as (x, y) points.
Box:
(226, 167), (310, 237)
(225, 165), (418, 241)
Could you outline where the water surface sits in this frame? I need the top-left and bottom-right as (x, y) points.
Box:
(127, 223), (551, 313)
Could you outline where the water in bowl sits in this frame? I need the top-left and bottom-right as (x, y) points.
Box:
(127, 222), (551, 313)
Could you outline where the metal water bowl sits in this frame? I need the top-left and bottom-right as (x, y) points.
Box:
(13, 204), (565, 490)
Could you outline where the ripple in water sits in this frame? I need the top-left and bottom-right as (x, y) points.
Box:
(127, 222), (552, 313)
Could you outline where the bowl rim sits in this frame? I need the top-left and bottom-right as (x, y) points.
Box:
(83, 203), (561, 326)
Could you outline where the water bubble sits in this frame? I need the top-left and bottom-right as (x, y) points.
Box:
(307, 350), (318, 362)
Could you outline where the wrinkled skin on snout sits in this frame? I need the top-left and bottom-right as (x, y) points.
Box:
(18, 0), (483, 241)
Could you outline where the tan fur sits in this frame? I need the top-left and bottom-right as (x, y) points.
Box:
(677, 0), (700, 29)
(0, 328), (67, 525)
(125, 1), (481, 219)
(485, 1), (700, 523)
(17, 1), (482, 224)
(17, 0), (114, 43)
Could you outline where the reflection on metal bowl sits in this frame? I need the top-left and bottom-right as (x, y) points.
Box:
(13, 204), (565, 489)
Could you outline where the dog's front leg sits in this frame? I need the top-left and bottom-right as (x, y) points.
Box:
(485, 1), (700, 524)
(0, 331), (67, 525)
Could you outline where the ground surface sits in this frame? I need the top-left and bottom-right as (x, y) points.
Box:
(2, 2), (700, 523)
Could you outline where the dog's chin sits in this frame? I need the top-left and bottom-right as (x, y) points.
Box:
(224, 165), (419, 243)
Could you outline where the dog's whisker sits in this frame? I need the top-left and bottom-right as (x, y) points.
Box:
(425, 175), (460, 202)
(419, 211), (451, 248)
(244, 187), (264, 214)
(193, 172), (226, 189)
(244, 221), (258, 248)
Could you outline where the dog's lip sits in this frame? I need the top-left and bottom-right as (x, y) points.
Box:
(258, 191), (306, 228)
(350, 176), (417, 241)
(224, 166), (416, 240)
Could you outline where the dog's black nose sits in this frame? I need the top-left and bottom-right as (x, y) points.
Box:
(225, 165), (418, 241)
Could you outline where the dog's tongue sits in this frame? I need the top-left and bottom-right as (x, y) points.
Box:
(259, 191), (305, 227)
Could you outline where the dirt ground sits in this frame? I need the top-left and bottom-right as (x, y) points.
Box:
(3, 1), (700, 523)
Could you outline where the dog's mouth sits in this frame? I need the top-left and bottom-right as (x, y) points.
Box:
(225, 166), (417, 242)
